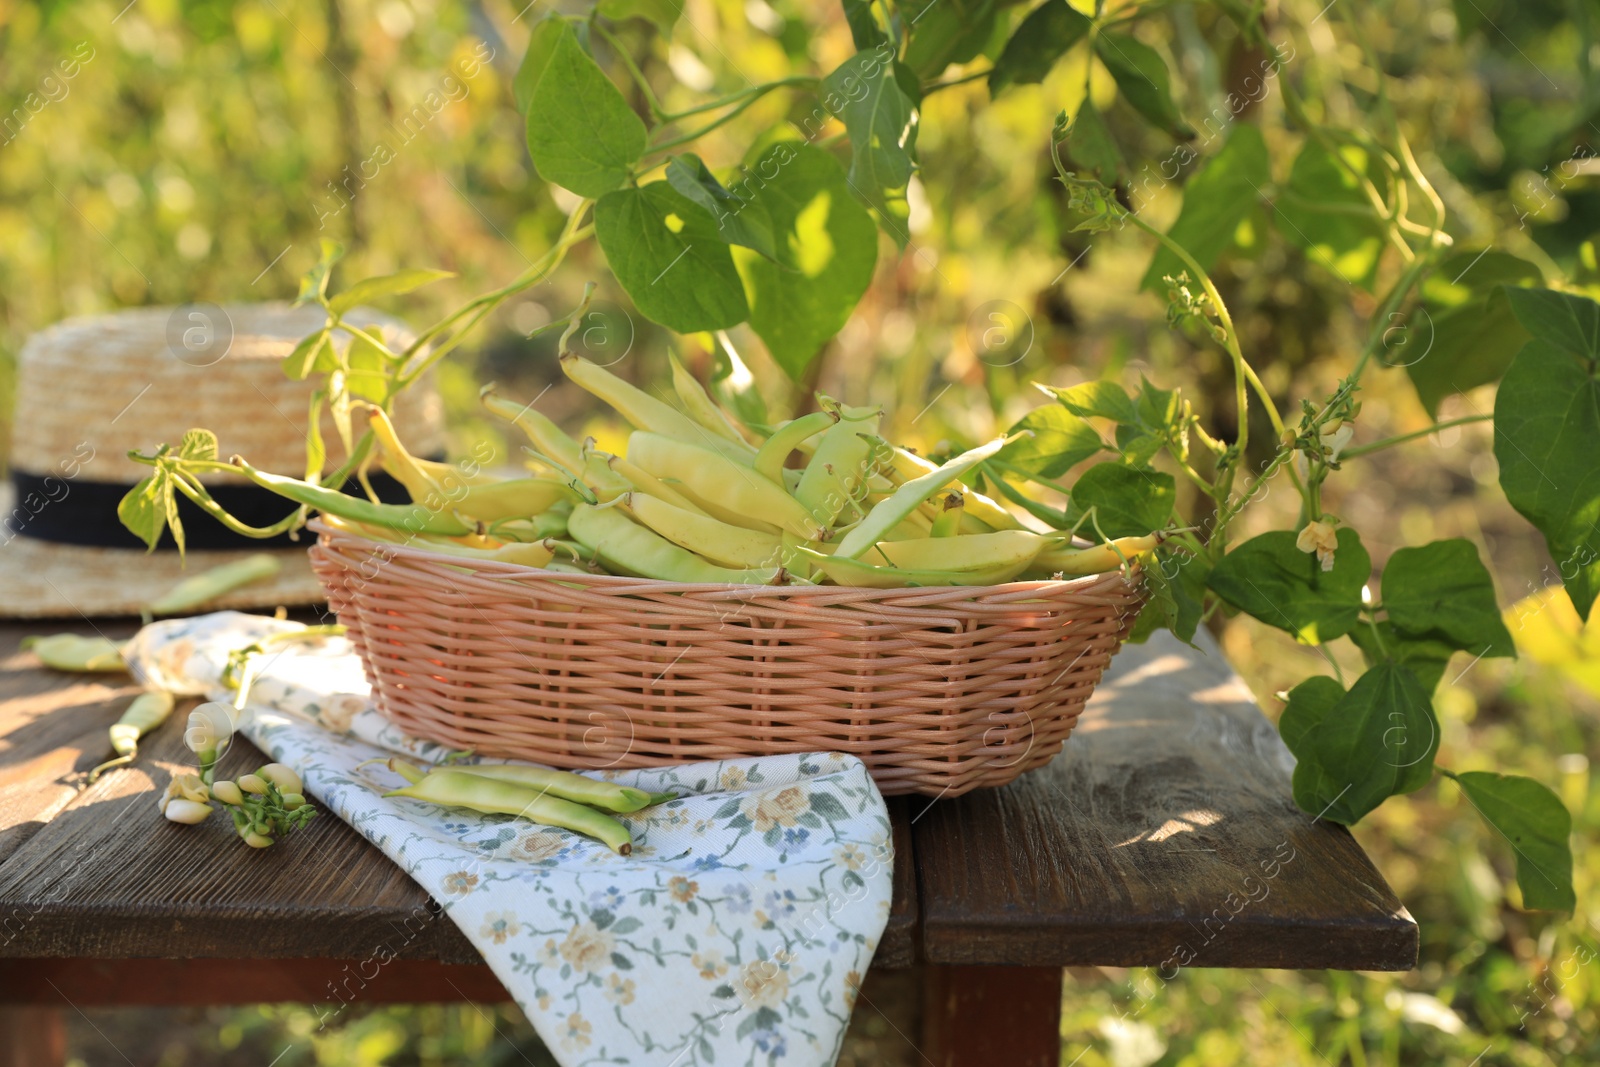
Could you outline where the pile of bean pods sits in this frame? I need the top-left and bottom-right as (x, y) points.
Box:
(372, 757), (675, 855)
(233, 339), (1163, 587)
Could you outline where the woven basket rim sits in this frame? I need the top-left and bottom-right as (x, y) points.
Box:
(307, 518), (1143, 599)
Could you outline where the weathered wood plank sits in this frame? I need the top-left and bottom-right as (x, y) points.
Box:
(0, 958), (510, 1006)
(0, 622), (919, 967)
(912, 629), (1418, 971)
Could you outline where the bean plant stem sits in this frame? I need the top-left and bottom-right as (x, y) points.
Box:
(398, 211), (594, 386)
(659, 76), (818, 121)
(590, 20), (667, 120)
(1342, 413), (1493, 458)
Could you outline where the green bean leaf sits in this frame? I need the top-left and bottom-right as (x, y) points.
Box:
(1503, 285), (1600, 357)
(1094, 32), (1191, 138)
(344, 328), (391, 403)
(1348, 621), (1458, 693)
(525, 22), (647, 198)
(512, 17), (565, 115)
(989, 0), (1093, 95)
(295, 239), (343, 307)
(997, 404), (1104, 478)
(1274, 141), (1385, 290)
(733, 143), (878, 378)
(1401, 251), (1540, 415)
(1141, 124), (1268, 290)
(1042, 380), (1139, 424)
(594, 182), (749, 333)
(1380, 538), (1515, 658)
(841, 0), (888, 50)
(305, 389), (328, 483)
(282, 328), (330, 381)
(596, 0), (681, 34)
(1452, 771), (1575, 913)
(1065, 462), (1175, 539)
(179, 429), (219, 463)
(1128, 547), (1208, 646)
(1207, 528), (1370, 644)
(822, 47), (916, 244)
(1289, 662), (1439, 825)
(1064, 98), (1122, 185)
(328, 269), (454, 316)
(1493, 307), (1600, 620)
(665, 153), (780, 262)
(902, 0), (1000, 81)
(118, 473), (170, 552)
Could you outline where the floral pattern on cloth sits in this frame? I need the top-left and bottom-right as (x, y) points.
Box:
(122, 613), (894, 1067)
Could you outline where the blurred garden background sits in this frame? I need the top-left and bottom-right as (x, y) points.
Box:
(2, 0), (1596, 1063)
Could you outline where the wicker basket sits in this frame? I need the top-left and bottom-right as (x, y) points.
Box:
(308, 521), (1147, 797)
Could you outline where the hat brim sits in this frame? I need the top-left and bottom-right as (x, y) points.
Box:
(0, 486), (326, 619)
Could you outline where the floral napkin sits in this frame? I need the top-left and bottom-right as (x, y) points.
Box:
(123, 612), (895, 1067)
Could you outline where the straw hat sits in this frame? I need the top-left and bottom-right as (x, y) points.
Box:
(1, 303), (444, 618)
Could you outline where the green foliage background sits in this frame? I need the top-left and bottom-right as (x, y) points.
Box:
(3, 0), (1597, 1063)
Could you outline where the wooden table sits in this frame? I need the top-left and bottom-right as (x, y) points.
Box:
(0, 619), (1416, 1066)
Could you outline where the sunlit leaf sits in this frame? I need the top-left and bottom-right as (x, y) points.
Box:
(734, 144), (877, 378)
(1494, 318), (1600, 621)
(1381, 538), (1515, 657)
(1402, 251), (1540, 415)
(1094, 32), (1191, 137)
(1141, 124), (1268, 290)
(178, 428), (219, 462)
(512, 17), (566, 115)
(595, 182), (749, 333)
(328, 269), (453, 316)
(118, 473), (169, 552)
(525, 23), (647, 197)
(1066, 462), (1175, 539)
(597, 0), (681, 34)
(989, 0), (1092, 95)
(666, 153), (780, 261)
(822, 48), (916, 244)
(1208, 528), (1370, 644)
(1274, 141), (1385, 290)
(998, 404), (1104, 477)
(1453, 771), (1575, 913)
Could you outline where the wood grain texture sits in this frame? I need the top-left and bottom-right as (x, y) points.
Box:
(0, 958), (509, 1006)
(912, 630), (1418, 971)
(0, 622), (919, 967)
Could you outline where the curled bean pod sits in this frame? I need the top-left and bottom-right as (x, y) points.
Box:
(88, 690), (177, 782)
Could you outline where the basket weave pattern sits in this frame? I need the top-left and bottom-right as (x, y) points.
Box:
(309, 523), (1147, 796)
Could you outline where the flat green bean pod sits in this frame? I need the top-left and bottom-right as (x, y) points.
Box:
(448, 763), (656, 813)
(568, 502), (786, 585)
(22, 633), (126, 672)
(832, 434), (1022, 560)
(231, 457), (479, 537)
(384, 769), (634, 854)
(146, 554), (282, 616)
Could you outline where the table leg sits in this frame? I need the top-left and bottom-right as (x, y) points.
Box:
(0, 1006), (66, 1067)
(921, 965), (1062, 1067)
